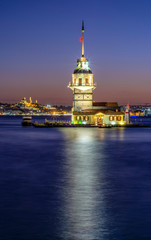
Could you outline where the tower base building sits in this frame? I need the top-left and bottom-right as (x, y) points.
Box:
(68, 22), (126, 126)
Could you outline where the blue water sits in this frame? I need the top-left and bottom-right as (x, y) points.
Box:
(1, 116), (151, 240)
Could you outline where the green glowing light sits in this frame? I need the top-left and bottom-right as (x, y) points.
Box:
(82, 62), (89, 70)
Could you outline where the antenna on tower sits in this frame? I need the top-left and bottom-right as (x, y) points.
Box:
(81, 20), (84, 57)
(82, 20), (84, 31)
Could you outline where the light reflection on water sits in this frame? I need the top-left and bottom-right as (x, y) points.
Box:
(1, 118), (151, 239)
(59, 127), (151, 240)
(61, 129), (106, 239)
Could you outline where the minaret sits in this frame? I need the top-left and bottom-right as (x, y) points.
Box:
(68, 21), (96, 118)
(29, 97), (32, 104)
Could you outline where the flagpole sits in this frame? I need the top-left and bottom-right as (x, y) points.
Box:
(82, 21), (84, 57)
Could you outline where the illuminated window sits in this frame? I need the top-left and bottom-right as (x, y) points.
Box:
(85, 78), (89, 85)
(85, 116), (89, 121)
(109, 116), (114, 121)
(77, 116), (79, 120)
(116, 116), (121, 121)
(79, 78), (82, 85)
(74, 78), (76, 85)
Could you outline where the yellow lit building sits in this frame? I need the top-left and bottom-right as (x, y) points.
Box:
(68, 22), (126, 126)
(19, 97), (38, 108)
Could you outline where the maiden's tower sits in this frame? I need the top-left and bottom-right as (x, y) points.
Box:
(68, 22), (126, 126)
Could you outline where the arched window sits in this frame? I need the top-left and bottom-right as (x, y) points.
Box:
(116, 116), (121, 121)
(85, 78), (89, 85)
(79, 78), (82, 85)
(109, 116), (114, 121)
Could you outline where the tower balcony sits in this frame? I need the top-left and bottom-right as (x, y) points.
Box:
(68, 82), (96, 91)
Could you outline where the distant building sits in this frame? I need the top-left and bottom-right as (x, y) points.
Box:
(68, 22), (126, 126)
(19, 97), (38, 109)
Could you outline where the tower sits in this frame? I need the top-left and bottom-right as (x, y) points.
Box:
(68, 21), (96, 113)
(125, 104), (130, 124)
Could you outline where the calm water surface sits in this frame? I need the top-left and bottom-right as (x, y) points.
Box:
(0, 116), (151, 240)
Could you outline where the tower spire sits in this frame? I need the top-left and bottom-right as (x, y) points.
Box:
(82, 20), (84, 57)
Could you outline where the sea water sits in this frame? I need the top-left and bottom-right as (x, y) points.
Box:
(0, 116), (151, 240)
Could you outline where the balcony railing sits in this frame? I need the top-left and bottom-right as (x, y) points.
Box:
(68, 82), (96, 87)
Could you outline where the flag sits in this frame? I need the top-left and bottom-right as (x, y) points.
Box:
(80, 36), (83, 42)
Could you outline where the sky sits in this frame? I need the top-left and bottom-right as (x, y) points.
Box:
(0, 0), (151, 105)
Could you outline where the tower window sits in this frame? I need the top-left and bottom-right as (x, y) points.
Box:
(74, 78), (76, 85)
(79, 78), (82, 85)
(85, 78), (89, 85)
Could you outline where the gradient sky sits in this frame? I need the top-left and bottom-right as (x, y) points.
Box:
(1, 0), (151, 105)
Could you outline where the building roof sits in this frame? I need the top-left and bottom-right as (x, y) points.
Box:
(93, 102), (119, 107)
(73, 59), (92, 74)
(74, 69), (92, 74)
(73, 109), (125, 116)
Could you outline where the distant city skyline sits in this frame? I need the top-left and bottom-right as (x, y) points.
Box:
(1, 0), (151, 105)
